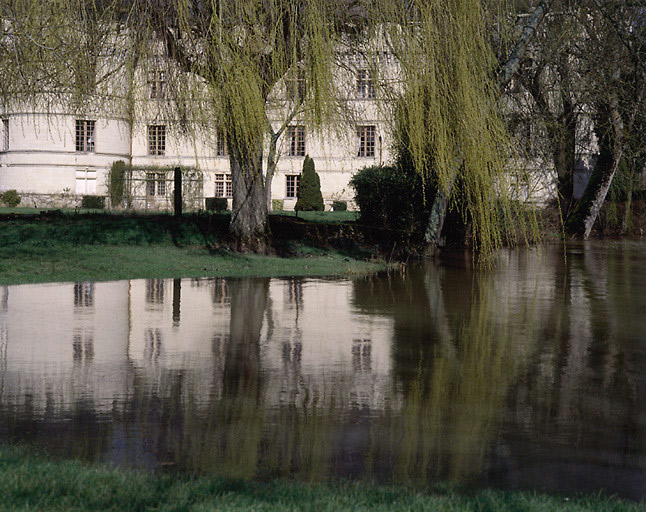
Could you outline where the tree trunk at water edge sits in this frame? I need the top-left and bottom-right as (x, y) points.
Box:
(229, 144), (270, 253)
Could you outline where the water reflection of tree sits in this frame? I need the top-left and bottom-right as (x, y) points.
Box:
(353, 259), (542, 484)
(502, 243), (644, 495)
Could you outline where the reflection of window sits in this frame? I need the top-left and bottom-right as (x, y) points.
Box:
(74, 282), (94, 307)
(215, 174), (233, 198)
(286, 125), (305, 157)
(284, 279), (303, 306)
(356, 69), (375, 99)
(73, 330), (94, 363)
(148, 70), (166, 99)
(356, 125), (375, 157)
(2, 118), (8, 151)
(75, 120), (95, 152)
(282, 340), (302, 364)
(212, 278), (230, 305)
(76, 169), (96, 194)
(144, 328), (162, 360)
(286, 175), (300, 198)
(148, 125), (166, 155)
(352, 338), (372, 372)
(216, 129), (228, 157)
(146, 279), (165, 304)
(146, 173), (166, 196)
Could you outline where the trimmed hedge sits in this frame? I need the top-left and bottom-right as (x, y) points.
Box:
(272, 199), (284, 211)
(332, 200), (347, 212)
(350, 164), (431, 235)
(205, 197), (228, 211)
(81, 195), (105, 209)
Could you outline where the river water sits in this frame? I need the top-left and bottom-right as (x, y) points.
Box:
(0, 241), (644, 500)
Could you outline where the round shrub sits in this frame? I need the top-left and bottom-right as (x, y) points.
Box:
(1, 189), (21, 207)
(332, 200), (347, 212)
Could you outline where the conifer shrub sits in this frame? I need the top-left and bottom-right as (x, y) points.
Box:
(109, 160), (127, 207)
(1, 189), (21, 207)
(81, 195), (106, 209)
(205, 197), (228, 211)
(295, 155), (324, 212)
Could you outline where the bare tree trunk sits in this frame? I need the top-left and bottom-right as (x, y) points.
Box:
(265, 133), (280, 213)
(497, 0), (551, 90)
(230, 141), (270, 252)
(553, 94), (577, 217)
(566, 101), (624, 238)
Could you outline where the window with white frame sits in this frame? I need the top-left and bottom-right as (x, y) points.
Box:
(76, 169), (97, 194)
(148, 125), (166, 155)
(286, 174), (300, 198)
(147, 70), (166, 99)
(287, 125), (305, 157)
(215, 173), (233, 197)
(356, 125), (376, 157)
(75, 120), (95, 152)
(146, 172), (166, 196)
(356, 69), (375, 99)
(216, 129), (227, 157)
(2, 118), (8, 151)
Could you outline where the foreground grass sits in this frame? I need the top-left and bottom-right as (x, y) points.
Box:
(0, 212), (384, 285)
(0, 446), (640, 512)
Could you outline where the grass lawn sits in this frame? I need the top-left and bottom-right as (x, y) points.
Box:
(0, 210), (383, 285)
(0, 446), (640, 512)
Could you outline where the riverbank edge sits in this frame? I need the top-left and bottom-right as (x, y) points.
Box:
(0, 445), (640, 512)
(0, 211), (392, 285)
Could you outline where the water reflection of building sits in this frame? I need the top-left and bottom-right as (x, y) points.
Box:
(0, 277), (395, 419)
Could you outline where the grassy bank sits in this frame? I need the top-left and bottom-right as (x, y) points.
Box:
(0, 211), (385, 285)
(0, 446), (640, 512)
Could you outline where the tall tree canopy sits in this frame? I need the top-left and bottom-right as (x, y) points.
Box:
(0, 0), (555, 256)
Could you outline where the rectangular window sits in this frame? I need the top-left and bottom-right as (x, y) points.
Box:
(356, 125), (376, 157)
(287, 125), (305, 157)
(286, 70), (306, 102)
(75, 120), (95, 152)
(356, 69), (375, 99)
(148, 125), (166, 155)
(76, 169), (97, 194)
(215, 174), (232, 198)
(146, 172), (166, 196)
(147, 70), (166, 99)
(216, 129), (227, 157)
(286, 174), (300, 199)
(2, 118), (8, 151)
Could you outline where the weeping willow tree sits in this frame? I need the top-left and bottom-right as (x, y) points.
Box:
(148, 0), (354, 251)
(0, 0), (535, 256)
(368, 0), (539, 258)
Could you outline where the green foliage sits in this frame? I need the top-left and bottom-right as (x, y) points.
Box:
(272, 199), (285, 211)
(81, 195), (105, 209)
(332, 200), (347, 212)
(350, 165), (430, 236)
(109, 160), (127, 207)
(206, 197), (229, 212)
(295, 155), (324, 212)
(1, 189), (21, 207)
